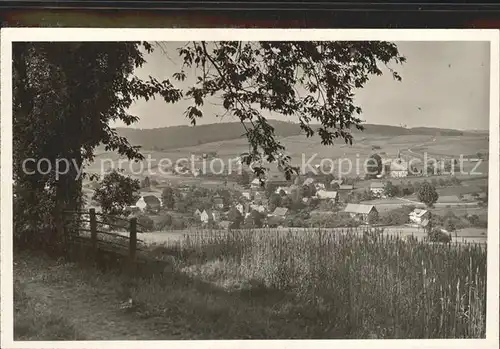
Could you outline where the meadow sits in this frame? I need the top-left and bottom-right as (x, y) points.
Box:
(87, 132), (489, 180)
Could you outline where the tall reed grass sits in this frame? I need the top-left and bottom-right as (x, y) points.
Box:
(159, 228), (486, 338)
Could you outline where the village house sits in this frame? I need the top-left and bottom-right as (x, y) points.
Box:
(135, 195), (161, 213)
(390, 151), (409, 178)
(253, 191), (264, 201)
(236, 203), (245, 215)
(241, 190), (252, 200)
(200, 209), (221, 223)
(250, 178), (262, 190)
(303, 177), (315, 186)
(194, 209), (202, 217)
(316, 190), (339, 203)
(409, 208), (430, 226)
(370, 182), (385, 197)
(339, 184), (354, 191)
(275, 186), (291, 195)
(270, 207), (289, 218)
(344, 204), (378, 223)
(314, 182), (326, 191)
(249, 204), (266, 213)
(236, 202), (251, 215)
(330, 179), (344, 187)
(213, 195), (224, 210)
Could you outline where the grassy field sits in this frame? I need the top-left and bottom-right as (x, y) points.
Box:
(15, 230), (487, 339)
(85, 133), (489, 180)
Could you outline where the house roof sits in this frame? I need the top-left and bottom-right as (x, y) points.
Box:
(390, 158), (409, 171)
(344, 204), (376, 215)
(370, 182), (385, 189)
(339, 184), (354, 190)
(420, 219), (430, 227)
(303, 178), (315, 186)
(316, 190), (338, 199)
(410, 208), (428, 217)
(272, 207), (289, 217)
(251, 178), (261, 185)
(142, 195), (161, 206)
(330, 179), (344, 185)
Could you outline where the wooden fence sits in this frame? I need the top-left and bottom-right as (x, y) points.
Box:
(62, 208), (147, 274)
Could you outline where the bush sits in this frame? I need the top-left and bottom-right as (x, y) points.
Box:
(155, 214), (173, 231)
(428, 229), (452, 243)
(136, 214), (154, 232)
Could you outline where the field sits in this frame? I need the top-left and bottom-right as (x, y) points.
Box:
(86, 133), (489, 180)
(14, 229), (487, 339)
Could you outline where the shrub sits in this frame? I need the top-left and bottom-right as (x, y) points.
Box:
(428, 229), (452, 243)
(136, 214), (154, 232)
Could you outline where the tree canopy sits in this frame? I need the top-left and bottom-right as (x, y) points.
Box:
(13, 40), (405, 249)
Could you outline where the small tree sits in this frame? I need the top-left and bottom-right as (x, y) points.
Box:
(268, 193), (282, 212)
(136, 214), (154, 232)
(417, 182), (439, 208)
(366, 153), (383, 179)
(238, 170), (250, 186)
(155, 214), (173, 231)
(228, 207), (244, 229)
(383, 181), (398, 198)
(93, 170), (141, 216)
(161, 187), (175, 210)
(141, 176), (151, 189)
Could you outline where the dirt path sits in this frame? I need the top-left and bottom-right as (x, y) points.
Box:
(14, 253), (195, 340)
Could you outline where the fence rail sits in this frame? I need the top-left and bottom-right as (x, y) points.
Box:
(62, 208), (142, 275)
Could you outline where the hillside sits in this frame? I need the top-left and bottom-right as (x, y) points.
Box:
(114, 120), (476, 151)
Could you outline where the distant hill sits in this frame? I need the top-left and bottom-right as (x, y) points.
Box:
(115, 120), (302, 151)
(114, 120), (478, 151)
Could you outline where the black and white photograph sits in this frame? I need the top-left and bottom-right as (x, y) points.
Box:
(1, 29), (499, 347)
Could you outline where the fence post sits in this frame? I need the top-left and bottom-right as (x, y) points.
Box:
(128, 217), (137, 276)
(89, 208), (97, 260)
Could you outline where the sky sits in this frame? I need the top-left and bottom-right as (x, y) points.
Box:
(114, 41), (491, 131)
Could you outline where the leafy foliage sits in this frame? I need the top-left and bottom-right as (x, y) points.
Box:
(92, 170), (141, 216)
(417, 182), (439, 207)
(13, 42), (181, 249)
(169, 41), (405, 179)
(366, 153), (383, 178)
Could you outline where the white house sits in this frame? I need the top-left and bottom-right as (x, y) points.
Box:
(275, 186), (290, 195)
(390, 151), (409, 178)
(236, 203), (245, 215)
(249, 204), (266, 213)
(330, 179), (344, 187)
(250, 178), (262, 189)
(409, 208), (430, 226)
(241, 191), (252, 200)
(135, 195), (161, 213)
(370, 182), (385, 196)
(303, 178), (315, 186)
(316, 190), (339, 203)
(314, 183), (326, 191)
(200, 210), (221, 223)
